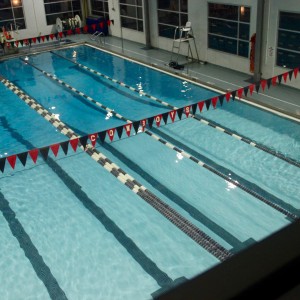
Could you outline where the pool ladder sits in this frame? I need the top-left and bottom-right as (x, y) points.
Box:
(91, 31), (105, 45)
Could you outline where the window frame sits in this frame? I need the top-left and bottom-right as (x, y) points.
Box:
(0, 0), (26, 31)
(119, 0), (143, 32)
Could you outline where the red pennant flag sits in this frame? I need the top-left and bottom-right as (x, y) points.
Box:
(7, 155), (17, 169)
(249, 84), (254, 95)
(124, 123), (132, 137)
(15, 41), (19, 48)
(49, 34), (54, 40)
(184, 106), (191, 117)
(140, 119), (147, 130)
(225, 92), (231, 102)
(70, 138), (79, 152)
(293, 68), (299, 79)
(107, 128), (115, 142)
(211, 97), (218, 108)
(67, 29), (72, 35)
(272, 76), (277, 86)
(91, 24), (96, 31)
(237, 88), (243, 99)
(83, 25), (88, 33)
(107, 20), (111, 26)
(89, 133), (98, 147)
(29, 149), (39, 163)
(41, 36), (45, 42)
(260, 80), (267, 91)
(155, 115), (162, 127)
(169, 110), (176, 122)
(58, 32), (63, 38)
(32, 37), (37, 43)
(50, 144), (60, 157)
(75, 28), (81, 34)
(100, 22), (104, 29)
(198, 101), (205, 112)
(283, 72), (288, 83)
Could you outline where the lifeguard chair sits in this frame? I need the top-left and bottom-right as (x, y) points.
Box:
(169, 22), (199, 67)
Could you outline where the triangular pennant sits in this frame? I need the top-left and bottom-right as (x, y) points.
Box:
(278, 74), (283, 84)
(107, 20), (111, 26)
(237, 88), (243, 99)
(100, 22), (104, 29)
(37, 37), (41, 43)
(107, 128), (115, 142)
(67, 29), (72, 35)
(123, 123), (132, 137)
(117, 125), (124, 139)
(111, 20), (114, 25)
(184, 105), (191, 117)
(0, 157), (5, 173)
(133, 121), (141, 133)
(83, 25), (88, 33)
(55, 33), (59, 40)
(76, 27), (81, 34)
(63, 31), (67, 37)
(58, 32), (63, 38)
(231, 90), (236, 100)
(49, 34), (54, 40)
(28, 38), (32, 45)
(211, 96), (218, 108)
(283, 72), (289, 83)
(32, 37), (37, 43)
(225, 92), (231, 102)
(205, 99), (211, 111)
(10, 41), (14, 48)
(98, 131), (106, 143)
(45, 35), (49, 41)
(148, 116), (154, 128)
(29, 149), (39, 163)
(243, 86), (249, 97)
(79, 135), (88, 149)
(293, 68), (299, 79)
(192, 103), (198, 114)
(92, 24), (96, 31)
(198, 101), (205, 112)
(50, 143), (60, 157)
(260, 80), (267, 91)
(15, 40), (19, 48)
(19, 40), (24, 46)
(17, 152), (28, 166)
(155, 115), (162, 127)
(249, 84), (254, 95)
(70, 138), (79, 152)
(288, 70), (293, 81)
(218, 95), (224, 106)
(177, 108), (183, 119)
(162, 112), (169, 124)
(60, 141), (69, 155)
(7, 155), (17, 169)
(272, 76), (278, 86)
(89, 133), (98, 147)
(255, 83), (260, 93)
(169, 110), (176, 122)
(40, 147), (50, 160)
(267, 78), (272, 89)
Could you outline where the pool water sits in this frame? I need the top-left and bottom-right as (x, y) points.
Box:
(0, 44), (299, 300)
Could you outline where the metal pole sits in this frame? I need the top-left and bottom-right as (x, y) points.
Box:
(253, 0), (265, 82)
(118, 0), (124, 52)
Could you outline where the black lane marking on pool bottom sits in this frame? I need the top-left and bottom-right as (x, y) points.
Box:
(146, 128), (299, 221)
(0, 76), (232, 262)
(0, 116), (175, 289)
(50, 50), (300, 169)
(0, 192), (68, 300)
(101, 142), (249, 253)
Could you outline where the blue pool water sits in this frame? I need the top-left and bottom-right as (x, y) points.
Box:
(0, 44), (299, 300)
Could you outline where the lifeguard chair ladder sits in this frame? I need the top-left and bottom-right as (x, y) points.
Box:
(170, 22), (199, 65)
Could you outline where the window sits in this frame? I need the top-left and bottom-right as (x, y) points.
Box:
(0, 0), (26, 30)
(277, 11), (300, 68)
(90, 0), (109, 19)
(157, 0), (188, 39)
(44, 0), (81, 25)
(208, 3), (250, 58)
(120, 0), (143, 32)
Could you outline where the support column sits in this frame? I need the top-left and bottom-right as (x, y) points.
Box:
(143, 0), (152, 49)
(253, 0), (265, 82)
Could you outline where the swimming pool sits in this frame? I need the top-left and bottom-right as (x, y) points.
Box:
(0, 44), (299, 300)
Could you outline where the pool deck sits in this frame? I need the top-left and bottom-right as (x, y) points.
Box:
(2, 33), (300, 120)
